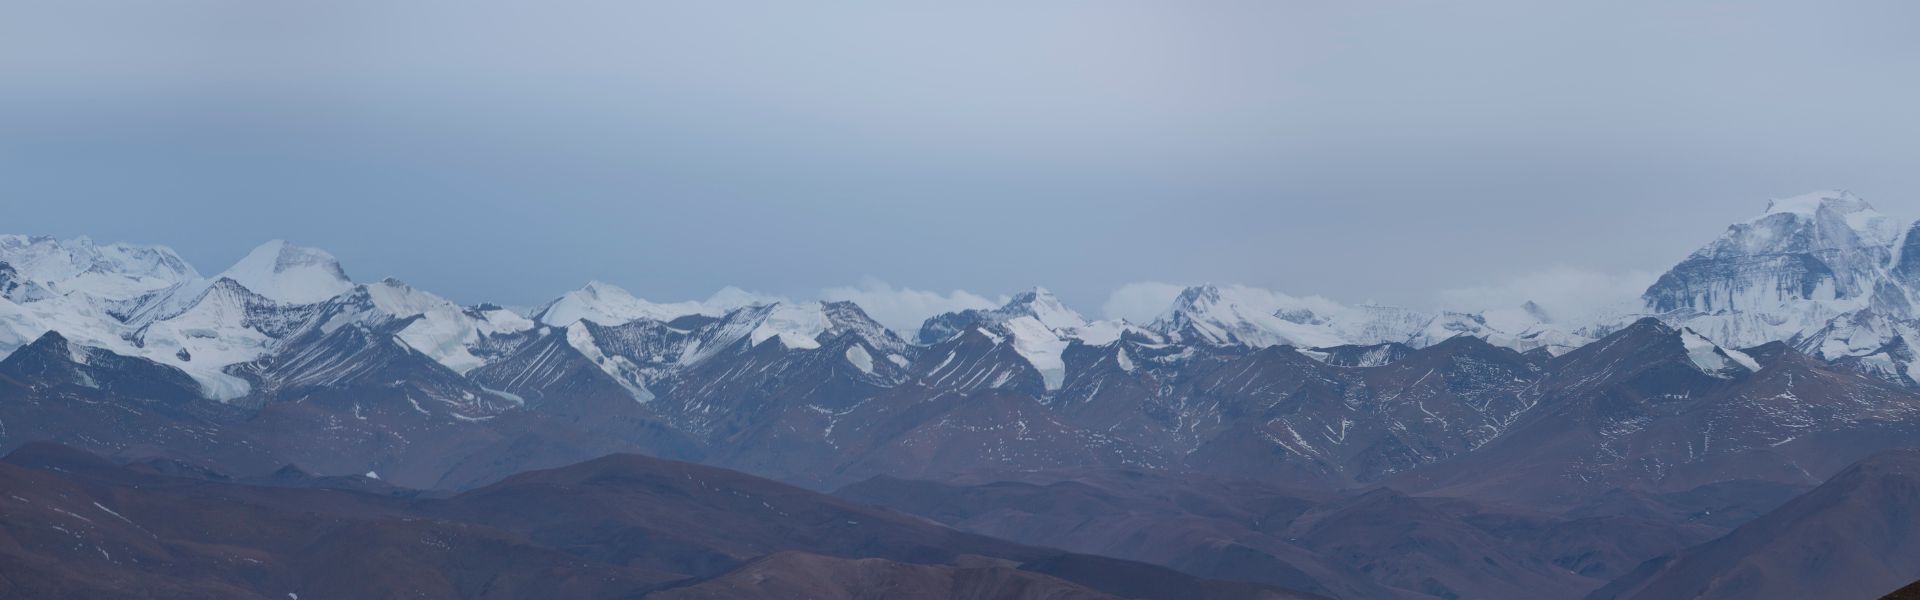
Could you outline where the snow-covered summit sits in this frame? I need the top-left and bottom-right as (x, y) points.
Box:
(913, 288), (1151, 389)
(359, 278), (535, 373)
(532, 281), (727, 327)
(1645, 190), (1906, 347)
(217, 240), (354, 305)
(0, 235), (199, 301)
(679, 300), (905, 366)
(1151, 284), (1349, 349)
(703, 286), (784, 313)
(1008, 287), (1086, 332)
(1146, 283), (1596, 355)
(916, 287), (1139, 346)
(1763, 189), (1880, 219)
(11, 190), (1920, 406)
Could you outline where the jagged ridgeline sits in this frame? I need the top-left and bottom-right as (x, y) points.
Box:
(9, 191), (1920, 599)
(0, 190), (1918, 492)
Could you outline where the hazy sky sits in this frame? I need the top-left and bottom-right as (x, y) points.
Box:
(6, 1), (1920, 327)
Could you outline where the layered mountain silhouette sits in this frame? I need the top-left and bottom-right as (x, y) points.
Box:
(5, 194), (1920, 598)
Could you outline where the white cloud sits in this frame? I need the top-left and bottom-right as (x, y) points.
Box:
(1438, 266), (1655, 322)
(818, 278), (999, 335)
(1101, 281), (1188, 323)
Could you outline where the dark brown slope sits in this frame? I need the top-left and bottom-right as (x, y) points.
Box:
(0, 443), (1317, 600)
(836, 470), (1371, 598)
(429, 451), (1046, 575)
(1884, 579), (1920, 600)
(429, 451), (1316, 600)
(1591, 448), (1920, 600)
(838, 469), (1715, 600)
(0, 332), (274, 476)
(650, 551), (1117, 600)
(0, 442), (675, 599)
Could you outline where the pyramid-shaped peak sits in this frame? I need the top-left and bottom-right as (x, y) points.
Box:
(1176, 283), (1223, 303)
(218, 240), (353, 305)
(1009, 286), (1057, 301)
(577, 280), (630, 296)
(1004, 286), (1086, 329)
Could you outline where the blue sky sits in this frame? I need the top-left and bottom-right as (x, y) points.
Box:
(5, 1), (1919, 327)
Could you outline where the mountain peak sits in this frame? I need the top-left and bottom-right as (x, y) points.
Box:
(1175, 283), (1223, 304)
(579, 280), (623, 296)
(217, 240), (353, 305)
(1642, 191), (1899, 345)
(1748, 189), (1897, 245)
(1762, 189), (1867, 217)
(1520, 301), (1553, 323)
(1010, 286), (1056, 301)
(1153, 283), (1348, 349)
(1004, 286), (1086, 331)
(17, 329), (73, 356)
(705, 286), (777, 311)
(915, 287), (1093, 345)
(536, 282), (720, 327)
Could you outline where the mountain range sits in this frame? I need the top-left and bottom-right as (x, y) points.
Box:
(8, 190), (1920, 598)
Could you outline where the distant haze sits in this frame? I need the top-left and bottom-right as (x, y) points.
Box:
(5, 1), (1918, 326)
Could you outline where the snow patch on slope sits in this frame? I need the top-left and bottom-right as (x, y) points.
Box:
(680, 301), (893, 365)
(132, 281), (279, 400)
(1681, 328), (1760, 377)
(844, 344), (875, 375)
(1004, 316), (1068, 390)
(564, 321), (654, 402)
(750, 303), (830, 350)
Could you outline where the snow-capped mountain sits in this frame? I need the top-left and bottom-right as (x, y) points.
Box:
(1138, 283), (1590, 357)
(6, 188), (1920, 412)
(306, 278), (537, 374)
(917, 287), (1131, 345)
(216, 239), (355, 305)
(9, 191), (1920, 527)
(14, 193), (1920, 600)
(128, 278), (319, 399)
(1, 239), (534, 400)
(0, 235), (198, 301)
(1644, 190), (1907, 347)
(1150, 284), (1351, 349)
(681, 300), (907, 366)
(533, 281), (733, 327)
(915, 288), (1150, 389)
